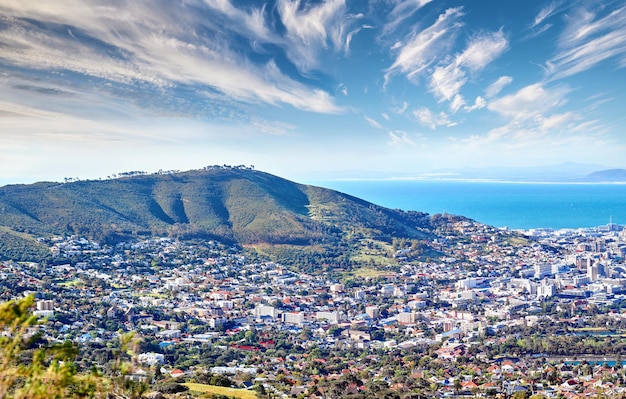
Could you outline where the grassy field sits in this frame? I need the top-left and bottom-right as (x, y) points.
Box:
(183, 383), (258, 399)
(507, 236), (530, 246)
(341, 266), (389, 280)
(56, 279), (82, 287)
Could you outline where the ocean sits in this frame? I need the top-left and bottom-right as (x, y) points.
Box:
(309, 180), (626, 230)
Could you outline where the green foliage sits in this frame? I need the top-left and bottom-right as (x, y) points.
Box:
(0, 295), (100, 398)
(0, 230), (50, 262)
(209, 374), (235, 387)
(153, 381), (189, 394)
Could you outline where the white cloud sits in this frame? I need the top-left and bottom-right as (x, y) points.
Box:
(463, 96), (486, 112)
(0, 1), (343, 114)
(388, 130), (415, 147)
(485, 76), (513, 98)
(203, 0), (276, 42)
(449, 94), (465, 113)
(463, 81), (609, 161)
(531, 1), (561, 28)
(251, 118), (296, 136)
(456, 30), (508, 72)
(447, 126), (619, 169)
(429, 63), (466, 102)
(385, 7), (464, 83)
(393, 102), (409, 114)
(365, 116), (384, 130)
(276, 0), (358, 70)
(427, 30), (507, 104)
(382, 0), (434, 36)
(488, 83), (570, 120)
(547, 5), (626, 80)
(413, 107), (456, 129)
(337, 83), (349, 96)
(536, 112), (576, 131)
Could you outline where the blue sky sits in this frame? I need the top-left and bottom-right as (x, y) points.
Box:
(1, 0), (625, 184)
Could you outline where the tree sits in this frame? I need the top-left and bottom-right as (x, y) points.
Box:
(0, 295), (103, 398)
(453, 378), (461, 395)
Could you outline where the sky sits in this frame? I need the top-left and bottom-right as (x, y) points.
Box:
(1, 0), (625, 184)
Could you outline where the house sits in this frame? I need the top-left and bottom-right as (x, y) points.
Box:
(169, 369), (186, 378)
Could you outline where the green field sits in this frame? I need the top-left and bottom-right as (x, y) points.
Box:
(507, 236), (530, 246)
(183, 383), (258, 399)
(342, 266), (389, 279)
(56, 279), (82, 287)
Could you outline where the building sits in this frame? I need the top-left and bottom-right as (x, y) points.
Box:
(254, 304), (278, 319)
(537, 282), (556, 299)
(365, 305), (379, 319)
(534, 263), (552, 279)
(138, 352), (165, 366)
(34, 300), (54, 317)
(282, 311), (305, 326)
(316, 311), (341, 324)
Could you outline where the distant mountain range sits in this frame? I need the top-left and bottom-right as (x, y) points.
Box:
(0, 167), (442, 261)
(422, 164), (626, 182)
(301, 163), (626, 183)
(579, 169), (626, 182)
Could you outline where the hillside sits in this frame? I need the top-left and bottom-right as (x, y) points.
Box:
(0, 167), (437, 261)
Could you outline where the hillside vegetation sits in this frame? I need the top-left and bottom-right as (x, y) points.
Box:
(0, 167), (436, 262)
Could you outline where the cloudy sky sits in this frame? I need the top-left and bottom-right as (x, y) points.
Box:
(1, 0), (625, 184)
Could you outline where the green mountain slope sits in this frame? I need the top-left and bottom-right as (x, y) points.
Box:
(0, 167), (435, 261)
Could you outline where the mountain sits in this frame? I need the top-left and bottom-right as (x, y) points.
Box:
(579, 169), (626, 182)
(0, 167), (437, 261)
(426, 162), (610, 182)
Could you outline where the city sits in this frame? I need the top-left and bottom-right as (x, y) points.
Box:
(2, 218), (626, 398)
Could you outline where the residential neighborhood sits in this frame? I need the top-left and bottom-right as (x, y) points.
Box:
(2, 218), (626, 398)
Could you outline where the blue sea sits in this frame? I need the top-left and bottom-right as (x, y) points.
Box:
(309, 180), (626, 230)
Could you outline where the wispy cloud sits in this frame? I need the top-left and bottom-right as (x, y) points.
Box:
(531, 1), (561, 28)
(393, 102), (409, 115)
(473, 81), (607, 158)
(203, 0), (277, 42)
(547, 4), (626, 80)
(276, 0), (359, 70)
(523, 1), (564, 40)
(457, 30), (508, 72)
(388, 130), (415, 147)
(251, 118), (297, 136)
(382, 0), (434, 36)
(429, 62), (467, 102)
(345, 24), (373, 55)
(449, 94), (466, 113)
(413, 107), (456, 129)
(429, 30), (508, 103)
(450, 81), (609, 162)
(0, 1), (343, 114)
(365, 115), (385, 130)
(463, 96), (486, 112)
(485, 76), (513, 98)
(385, 7), (464, 84)
(488, 83), (570, 120)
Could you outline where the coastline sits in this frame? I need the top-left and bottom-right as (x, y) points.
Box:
(309, 179), (626, 230)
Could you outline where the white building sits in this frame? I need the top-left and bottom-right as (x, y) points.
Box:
(254, 304), (278, 319)
(316, 311), (341, 324)
(534, 263), (552, 279)
(537, 283), (555, 299)
(138, 352), (165, 366)
(282, 311), (305, 326)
